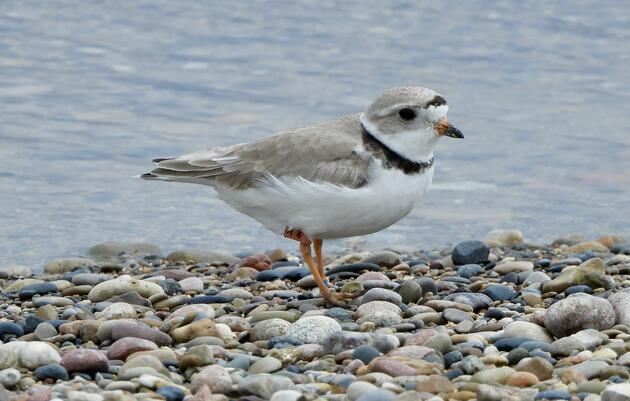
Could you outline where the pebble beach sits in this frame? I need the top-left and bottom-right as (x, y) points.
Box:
(2, 230), (630, 401)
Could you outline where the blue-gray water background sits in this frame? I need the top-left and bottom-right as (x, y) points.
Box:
(2, 1), (629, 268)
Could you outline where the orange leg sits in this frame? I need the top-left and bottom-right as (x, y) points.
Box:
(284, 227), (341, 305)
(313, 239), (328, 286)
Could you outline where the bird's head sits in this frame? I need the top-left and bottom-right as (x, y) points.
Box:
(360, 86), (463, 161)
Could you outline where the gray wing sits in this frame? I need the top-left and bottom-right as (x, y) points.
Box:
(143, 114), (371, 189)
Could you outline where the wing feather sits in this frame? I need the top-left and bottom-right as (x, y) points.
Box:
(146, 114), (371, 189)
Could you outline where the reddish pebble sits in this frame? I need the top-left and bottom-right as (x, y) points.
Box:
(238, 254), (272, 271)
(106, 337), (158, 360)
(61, 348), (109, 373)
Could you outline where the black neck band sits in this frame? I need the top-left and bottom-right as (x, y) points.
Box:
(361, 124), (434, 175)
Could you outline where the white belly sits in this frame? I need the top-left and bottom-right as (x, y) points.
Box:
(216, 166), (434, 240)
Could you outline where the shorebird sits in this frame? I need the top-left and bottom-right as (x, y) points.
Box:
(142, 86), (463, 304)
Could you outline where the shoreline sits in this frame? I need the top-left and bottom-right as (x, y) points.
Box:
(1, 229), (630, 401)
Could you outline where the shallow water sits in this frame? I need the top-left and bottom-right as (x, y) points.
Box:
(1, 1), (629, 268)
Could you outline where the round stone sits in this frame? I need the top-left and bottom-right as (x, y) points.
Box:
(33, 364), (69, 381)
(458, 264), (484, 279)
(61, 349), (109, 373)
(0, 368), (21, 388)
(106, 337), (158, 360)
(544, 294), (615, 338)
(252, 318), (291, 341)
(361, 288), (402, 305)
(451, 240), (490, 265)
(396, 280), (423, 304)
(482, 285), (517, 301)
(286, 316), (342, 345)
(352, 345), (381, 364)
(249, 356), (282, 374)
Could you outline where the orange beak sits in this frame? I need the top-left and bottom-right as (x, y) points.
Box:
(437, 118), (464, 138)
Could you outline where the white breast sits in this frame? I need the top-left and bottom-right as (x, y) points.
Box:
(216, 164), (434, 240)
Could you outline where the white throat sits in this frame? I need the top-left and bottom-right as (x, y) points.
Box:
(360, 113), (438, 162)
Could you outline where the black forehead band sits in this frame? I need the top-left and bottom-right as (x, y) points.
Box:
(425, 95), (447, 108)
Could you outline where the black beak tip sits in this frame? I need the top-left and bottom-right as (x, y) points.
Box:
(447, 127), (464, 139)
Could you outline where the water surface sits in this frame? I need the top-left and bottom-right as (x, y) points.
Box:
(1, 1), (629, 268)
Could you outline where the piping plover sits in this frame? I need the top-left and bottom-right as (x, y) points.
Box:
(142, 86), (463, 304)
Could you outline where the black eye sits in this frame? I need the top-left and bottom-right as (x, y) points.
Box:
(398, 108), (416, 121)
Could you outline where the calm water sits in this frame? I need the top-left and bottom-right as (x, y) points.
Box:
(1, 1), (629, 268)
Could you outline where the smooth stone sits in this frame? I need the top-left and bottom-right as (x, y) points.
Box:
(443, 293), (493, 311)
(252, 318), (291, 341)
(609, 290), (630, 327)
(515, 357), (553, 380)
(493, 261), (534, 275)
(352, 345), (381, 364)
(0, 368), (21, 387)
(356, 300), (402, 317)
(179, 345), (216, 369)
(535, 390), (571, 400)
(249, 356), (282, 374)
(171, 319), (227, 343)
(470, 367), (515, 385)
(415, 375), (455, 393)
(0, 350), (17, 370)
(61, 349), (109, 373)
(452, 240), (490, 265)
(109, 321), (172, 346)
(327, 263), (380, 275)
(544, 294), (615, 337)
(256, 270), (284, 281)
(496, 338), (530, 351)
(361, 251), (402, 268)
(19, 282), (58, 299)
(71, 273), (110, 286)
(542, 258), (613, 293)
(476, 384), (508, 401)
(347, 381), (379, 401)
(34, 323), (57, 340)
(360, 288), (402, 305)
(0, 322), (24, 337)
(601, 383), (630, 401)
(217, 288), (253, 301)
(33, 296), (74, 307)
(483, 285), (517, 301)
(191, 365), (232, 394)
(238, 374), (296, 398)
(156, 386), (185, 401)
(88, 276), (164, 302)
(158, 269), (193, 280)
(565, 284), (593, 295)
(417, 277), (438, 295)
(99, 302), (137, 319)
(523, 271), (551, 286)
(356, 389), (395, 401)
(188, 295), (231, 304)
(270, 390), (305, 401)
(396, 280), (423, 304)
(461, 355), (486, 375)
(286, 316), (341, 345)
(504, 321), (554, 343)
(166, 304), (216, 321)
(43, 258), (94, 274)
(33, 364), (69, 381)
(0, 341), (61, 369)
(558, 360), (610, 380)
(166, 249), (238, 265)
(106, 337), (158, 360)
(458, 264), (484, 279)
